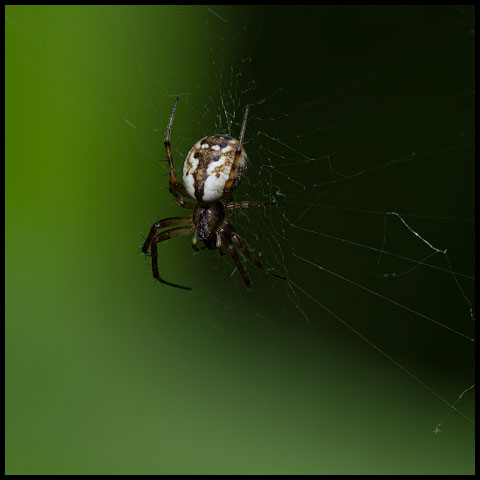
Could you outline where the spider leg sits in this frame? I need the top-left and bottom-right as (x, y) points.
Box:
(164, 97), (195, 209)
(223, 105), (249, 195)
(225, 201), (268, 211)
(150, 226), (195, 290)
(191, 233), (200, 253)
(142, 216), (192, 254)
(221, 232), (252, 289)
(226, 222), (287, 281)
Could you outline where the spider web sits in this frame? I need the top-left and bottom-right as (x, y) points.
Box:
(139, 6), (475, 434)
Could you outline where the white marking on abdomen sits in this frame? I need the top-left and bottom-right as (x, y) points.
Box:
(183, 156), (199, 199)
(201, 155), (231, 202)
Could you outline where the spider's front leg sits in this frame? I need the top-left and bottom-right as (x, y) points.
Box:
(219, 220), (287, 288)
(229, 227), (286, 281)
(215, 219), (251, 288)
(150, 226), (195, 290)
(222, 233), (252, 289)
(142, 216), (192, 254)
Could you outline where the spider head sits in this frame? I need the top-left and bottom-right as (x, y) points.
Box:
(193, 201), (225, 249)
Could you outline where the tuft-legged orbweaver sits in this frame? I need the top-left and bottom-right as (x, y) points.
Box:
(142, 98), (286, 290)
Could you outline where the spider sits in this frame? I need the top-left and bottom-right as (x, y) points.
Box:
(142, 97), (286, 290)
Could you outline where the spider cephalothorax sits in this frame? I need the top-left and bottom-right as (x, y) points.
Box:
(192, 201), (225, 250)
(141, 98), (285, 290)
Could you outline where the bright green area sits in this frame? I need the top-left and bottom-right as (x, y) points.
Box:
(6, 5), (474, 475)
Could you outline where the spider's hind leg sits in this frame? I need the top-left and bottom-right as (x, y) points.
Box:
(164, 97), (195, 209)
(223, 105), (249, 195)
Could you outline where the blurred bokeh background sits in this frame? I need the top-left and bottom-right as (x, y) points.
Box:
(6, 5), (474, 474)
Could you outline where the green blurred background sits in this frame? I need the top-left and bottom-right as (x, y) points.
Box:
(6, 5), (474, 474)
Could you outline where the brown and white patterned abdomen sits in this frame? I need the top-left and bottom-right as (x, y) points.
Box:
(183, 134), (248, 202)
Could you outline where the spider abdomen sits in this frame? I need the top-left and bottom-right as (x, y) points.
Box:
(183, 135), (248, 202)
